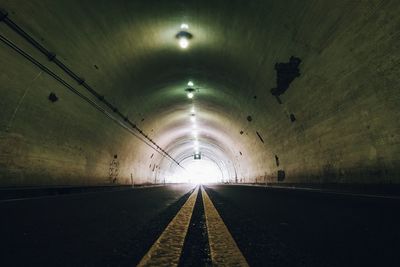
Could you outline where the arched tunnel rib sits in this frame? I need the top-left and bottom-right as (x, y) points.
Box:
(0, 1), (400, 266)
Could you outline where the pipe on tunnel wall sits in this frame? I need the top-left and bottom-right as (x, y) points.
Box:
(0, 8), (181, 168)
(0, 13), (180, 186)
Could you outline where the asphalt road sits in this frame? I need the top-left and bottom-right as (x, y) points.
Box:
(0, 185), (195, 267)
(1, 184), (399, 267)
(204, 185), (400, 267)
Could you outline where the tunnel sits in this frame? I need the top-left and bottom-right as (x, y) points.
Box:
(0, 0), (399, 266)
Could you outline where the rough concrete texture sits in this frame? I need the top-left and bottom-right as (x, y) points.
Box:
(0, 0), (399, 186)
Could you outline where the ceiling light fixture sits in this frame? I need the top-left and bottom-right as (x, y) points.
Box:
(181, 23), (189, 30)
(188, 81), (194, 87)
(176, 31), (193, 49)
(185, 87), (195, 99)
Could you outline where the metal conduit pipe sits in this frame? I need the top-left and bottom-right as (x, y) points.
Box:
(0, 33), (169, 162)
(0, 8), (182, 168)
(0, 9), (182, 168)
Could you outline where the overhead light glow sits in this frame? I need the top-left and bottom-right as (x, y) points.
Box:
(193, 131), (198, 137)
(190, 116), (196, 122)
(181, 23), (189, 29)
(187, 92), (194, 99)
(192, 124), (197, 129)
(191, 107), (195, 113)
(179, 37), (189, 49)
(188, 81), (194, 87)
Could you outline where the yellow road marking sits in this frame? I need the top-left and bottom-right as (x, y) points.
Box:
(137, 186), (198, 267)
(201, 186), (249, 266)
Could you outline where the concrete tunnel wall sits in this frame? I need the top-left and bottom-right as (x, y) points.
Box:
(0, 0), (399, 186)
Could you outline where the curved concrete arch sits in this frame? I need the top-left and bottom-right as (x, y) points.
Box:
(0, 0), (399, 186)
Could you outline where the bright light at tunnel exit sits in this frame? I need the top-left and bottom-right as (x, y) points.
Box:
(167, 160), (223, 184)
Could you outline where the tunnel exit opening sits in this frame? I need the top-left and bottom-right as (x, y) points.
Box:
(166, 158), (224, 184)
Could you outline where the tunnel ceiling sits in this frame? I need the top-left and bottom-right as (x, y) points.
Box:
(0, 0), (399, 185)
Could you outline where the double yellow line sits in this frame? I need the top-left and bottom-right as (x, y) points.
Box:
(138, 186), (248, 267)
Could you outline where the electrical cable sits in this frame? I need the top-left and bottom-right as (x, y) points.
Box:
(0, 31), (182, 167)
(0, 8), (182, 167)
